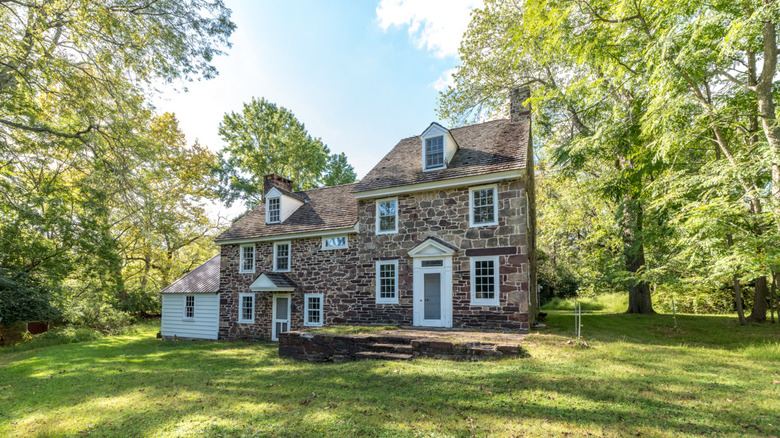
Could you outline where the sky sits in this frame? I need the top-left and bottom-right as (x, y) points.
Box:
(153, 0), (483, 218)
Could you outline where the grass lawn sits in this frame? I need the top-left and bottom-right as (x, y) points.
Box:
(1, 313), (778, 437)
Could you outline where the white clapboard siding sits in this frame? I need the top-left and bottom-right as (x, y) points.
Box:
(161, 293), (219, 340)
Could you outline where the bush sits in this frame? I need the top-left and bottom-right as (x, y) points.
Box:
(0, 269), (60, 325)
(3, 325), (103, 351)
(542, 293), (628, 313)
(654, 283), (740, 314)
(62, 302), (134, 335)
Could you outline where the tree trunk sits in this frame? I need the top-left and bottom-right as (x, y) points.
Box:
(623, 197), (654, 314)
(748, 276), (768, 321)
(754, 5), (780, 233)
(726, 234), (747, 325)
(770, 272), (779, 323)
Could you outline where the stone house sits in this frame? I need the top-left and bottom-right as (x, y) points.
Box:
(160, 88), (537, 341)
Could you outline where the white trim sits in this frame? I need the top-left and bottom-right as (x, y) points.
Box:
(304, 293), (324, 327)
(249, 273), (295, 292)
(375, 259), (399, 304)
(375, 197), (399, 235)
(408, 239), (457, 258)
(353, 169), (522, 200)
(469, 184), (499, 227)
(239, 244), (255, 274)
(470, 256), (500, 306)
(422, 135), (446, 172)
(273, 241), (291, 272)
(412, 255), (453, 328)
(271, 294), (291, 341)
(215, 226), (358, 246)
(238, 293), (255, 324)
(321, 235), (348, 250)
(265, 195), (281, 224)
(183, 295), (195, 321)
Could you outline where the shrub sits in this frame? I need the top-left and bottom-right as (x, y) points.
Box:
(61, 302), (134, 335)
(541, 293), (628, 313)
(0, 269), (60, 325)
(5, 325), (103, 351)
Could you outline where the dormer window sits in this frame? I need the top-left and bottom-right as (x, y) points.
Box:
(424, 136), (445, 170)
(266, 196), (280, 224)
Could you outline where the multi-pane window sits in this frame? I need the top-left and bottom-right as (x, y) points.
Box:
(322, 236), (347, 250)
(376, 198), (397, 234)
(274, 242), (290, 272)
(424, 136), (445, 169)
(240, 244), (255, 273)
(267, 197), (280, 223)
(184, 295), (195, 319)
(471, 256), (499, 306)
(376, 260), (398, 303)
(304, 294), (323, 326)
(470, 185), (498, 226)
(239, 293), (254, 323)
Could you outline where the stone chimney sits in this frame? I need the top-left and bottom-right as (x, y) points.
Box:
(263, 174), (294, 196)
(510, 86), (531, 122)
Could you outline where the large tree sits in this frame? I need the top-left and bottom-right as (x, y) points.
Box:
(215, 97), (357, 208)
(0, 1), (234, 320)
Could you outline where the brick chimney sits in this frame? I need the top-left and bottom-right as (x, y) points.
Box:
(263, 174), (294, 197)
(510, 86), (531, 122)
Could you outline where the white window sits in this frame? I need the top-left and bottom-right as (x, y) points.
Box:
(424, 136), (445, 170)
(239, 293), (255, 323)
(469, 184), (498, 226)
(376, 260), (399, 304)
(266, 196), (280, 224)
(470, 256), (500, 306)
(376, 198), (398, 234)
(304, 293), (323, 326)
(322, 235), (348, 250)
(274, 241), (291, 272)
(239, 244), (255, 273)
(184, 295), (195, 319)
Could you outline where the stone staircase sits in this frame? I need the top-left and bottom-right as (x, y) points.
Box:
(354, 338), (415, 361)
(279, 332), (525, 362)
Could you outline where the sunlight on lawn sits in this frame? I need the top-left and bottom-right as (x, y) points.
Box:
(0, 316), (778, 437)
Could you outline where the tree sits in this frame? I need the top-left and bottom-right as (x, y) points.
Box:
(0, 1), (234, 323)
(215, 97), (357, 207)
(114, 113), (222, 313)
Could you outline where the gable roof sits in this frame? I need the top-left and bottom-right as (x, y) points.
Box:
(353, 119), (529, 193)
(249, 272), (297, 292)
(215, 183), (359, 243)
(160, 254), (220, 294)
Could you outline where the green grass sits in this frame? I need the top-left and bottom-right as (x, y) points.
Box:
(542, 292), (628, 312)
(307, 325), (400, 335)
(1, 314), (778, 437)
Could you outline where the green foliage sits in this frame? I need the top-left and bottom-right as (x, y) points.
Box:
(541, 293), (629, 313)
(215, 97), (357, 207)
(59, 299), (134, 335)
(0, 1), (234, 322)
(14, 325), (103, 351)
(0, 269), (59, 324)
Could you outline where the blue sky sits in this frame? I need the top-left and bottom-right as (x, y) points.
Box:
(155, 0), (482, 217)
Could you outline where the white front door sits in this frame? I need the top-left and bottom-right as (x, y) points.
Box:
(272, 294), (291, 341)
(413, 258), (452, 327)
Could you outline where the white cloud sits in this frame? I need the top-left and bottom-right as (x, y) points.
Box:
(376, 0), (483, 58)
(432, 67), (457, 91)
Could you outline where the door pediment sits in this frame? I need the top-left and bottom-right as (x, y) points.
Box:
(408, 237), (458, 258)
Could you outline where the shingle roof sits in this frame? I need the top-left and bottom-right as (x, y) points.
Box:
(262, 273), (297, 289)
(215, 183), (359, 242)
(160, 254), (220, 294)
(353, 119), (529, 193)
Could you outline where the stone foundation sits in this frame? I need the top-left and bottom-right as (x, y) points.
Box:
(279, 330), (527, 362)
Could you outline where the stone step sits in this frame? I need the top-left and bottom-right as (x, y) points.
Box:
(366, 342), (414, 354)
(354, 351), (413, 361)
(368, 336), (414, 345)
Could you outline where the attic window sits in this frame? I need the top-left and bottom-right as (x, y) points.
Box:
(266, 196), (280, 224)
(424, 136), (445, 170)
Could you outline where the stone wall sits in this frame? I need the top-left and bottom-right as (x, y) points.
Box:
(353, 178), (530, 330)
(219, 177), (531, 339)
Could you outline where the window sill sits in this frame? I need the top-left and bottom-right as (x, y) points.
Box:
(304, 322), (323, 327)
(238, 320), (255, 324)
(376, 230), (398, 235)
(471, 300), (499, 307)
(376, 299), (399, 305)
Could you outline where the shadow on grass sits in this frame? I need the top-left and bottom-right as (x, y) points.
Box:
(1, 314), (778, 437)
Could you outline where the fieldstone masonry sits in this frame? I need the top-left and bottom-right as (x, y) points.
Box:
(219, 177), (531, 340)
